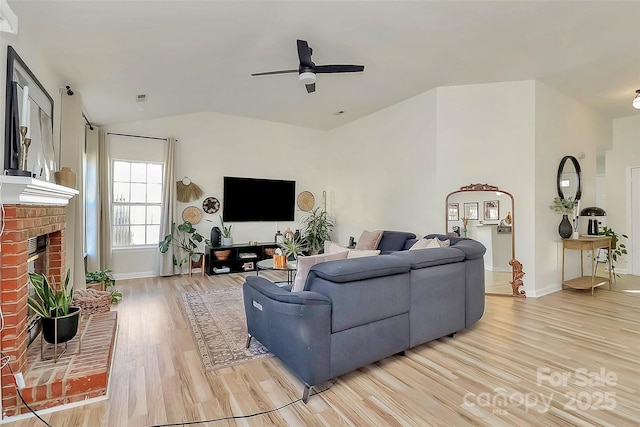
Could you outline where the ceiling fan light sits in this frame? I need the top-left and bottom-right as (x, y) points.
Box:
(633, 90), (640, 110)
(299, 72), (316, 85)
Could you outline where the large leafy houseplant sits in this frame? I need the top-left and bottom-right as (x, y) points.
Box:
(301, 208), (334, 254)
(27, 269), (74, 318)
(159, 221), (212, 269)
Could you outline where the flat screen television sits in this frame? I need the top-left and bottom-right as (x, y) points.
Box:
(223, 176), (295, 222)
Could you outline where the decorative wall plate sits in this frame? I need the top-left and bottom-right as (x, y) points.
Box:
(297, 191), (315, 211)
(202, 196), (220, 214)
(182, 206), (203, 224)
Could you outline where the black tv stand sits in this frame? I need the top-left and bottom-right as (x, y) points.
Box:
(207, 242), (279, 275)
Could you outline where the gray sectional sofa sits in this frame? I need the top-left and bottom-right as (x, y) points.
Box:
(242, 232), (486, 402)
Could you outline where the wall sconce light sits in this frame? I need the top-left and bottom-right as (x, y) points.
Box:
(633, 89), (640, 110)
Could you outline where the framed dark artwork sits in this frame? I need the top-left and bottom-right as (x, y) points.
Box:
(484, 200), (499, 221)
(4, 45), (57, 180)
(464, 202), (479, 220)
(447, 203), (459, 221)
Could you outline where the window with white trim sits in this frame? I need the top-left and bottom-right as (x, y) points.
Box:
(112, 160), (163, 247)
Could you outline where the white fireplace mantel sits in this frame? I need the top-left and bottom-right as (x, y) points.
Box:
(0, 175), (78, 205)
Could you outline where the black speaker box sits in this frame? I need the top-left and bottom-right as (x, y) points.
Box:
(210, 226), (221, 246)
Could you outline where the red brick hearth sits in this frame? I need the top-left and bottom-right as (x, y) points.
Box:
(21, 312), (117, 413)
(0, 203), (116, 417)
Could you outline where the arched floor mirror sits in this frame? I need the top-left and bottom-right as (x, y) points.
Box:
(445, 183), (525, 297)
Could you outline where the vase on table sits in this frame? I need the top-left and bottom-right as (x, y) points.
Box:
(558, 214), (573, 239)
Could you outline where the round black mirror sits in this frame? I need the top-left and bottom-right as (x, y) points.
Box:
(557, 156), (582, 201)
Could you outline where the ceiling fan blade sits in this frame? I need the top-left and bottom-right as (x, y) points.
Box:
(314, 64), (365, 73)
(305, 83), (316, 93)
(251, 69), (299, 76)
(297, 39), (314, 68)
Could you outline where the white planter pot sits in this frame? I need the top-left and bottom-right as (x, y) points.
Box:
(222, 237), (232, 246)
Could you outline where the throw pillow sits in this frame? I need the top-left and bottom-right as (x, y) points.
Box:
(410, 238), (451, 250)
(324, 240), (350, 255)
(291, 251), (349, 292)
(355, 230), (384, 250)
(347, 249), (381, 259)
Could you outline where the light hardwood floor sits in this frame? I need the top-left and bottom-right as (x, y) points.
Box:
(4, 270), (640, 426)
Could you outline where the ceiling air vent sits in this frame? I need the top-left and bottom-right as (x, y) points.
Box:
(136, 94), (147, 102)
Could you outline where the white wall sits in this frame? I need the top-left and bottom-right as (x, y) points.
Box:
(106, 111), (327, 276)
(326, 88), (438, 244)
(534, 82), (611, 295)
(435, 81), (537, 293)
(606, 115), (640, 273)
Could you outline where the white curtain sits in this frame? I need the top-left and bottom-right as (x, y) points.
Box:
(59, 91), (86, 288)
(85, 125), (100, 271)
(157, 138), (177, 276)
(98, 129), (112, 270)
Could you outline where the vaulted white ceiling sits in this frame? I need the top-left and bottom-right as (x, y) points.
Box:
(9, 1), (640, 129)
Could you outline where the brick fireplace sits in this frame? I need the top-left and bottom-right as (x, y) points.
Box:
(0, 205), (67, 413)
(0, 176), (84, 416)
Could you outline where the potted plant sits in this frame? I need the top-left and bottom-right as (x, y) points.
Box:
(27, 269), (81, 344)
(279, 235), (308, 260)
(159, 221), (212, 272)
(549, 196), (579, 238)
(85, 269), (122, 304)
(218, 215), (233, 246)
(598, 226), (628, 277)
(301, 207), (334, 254)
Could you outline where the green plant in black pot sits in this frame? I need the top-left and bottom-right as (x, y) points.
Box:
(27, 269), (81, 344)
(85, 269), (122, 304)
(301, 207), (334, 254)
(159, 221), (212, 271)
(598, 226), (628, 277)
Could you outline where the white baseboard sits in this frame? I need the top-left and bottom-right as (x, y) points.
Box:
(485, 266), (511, 273)
(112, 271), (157, 280)
(525, 283), (562, 298)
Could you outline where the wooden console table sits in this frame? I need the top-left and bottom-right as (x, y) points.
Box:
(562, 236), (612, 295)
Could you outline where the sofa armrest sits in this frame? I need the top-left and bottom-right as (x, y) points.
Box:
(424, 234), (486, 260)
(242, 276), (332, 386)
(244, 276), (331, 305)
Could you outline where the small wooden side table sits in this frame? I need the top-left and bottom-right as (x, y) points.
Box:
(189, 252), (206, 277)
(562, 236), (612, 295)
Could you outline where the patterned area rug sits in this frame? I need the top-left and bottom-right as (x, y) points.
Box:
(181, 287), (272, 371)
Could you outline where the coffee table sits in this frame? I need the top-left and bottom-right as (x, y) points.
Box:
(256, 258), (297, 284)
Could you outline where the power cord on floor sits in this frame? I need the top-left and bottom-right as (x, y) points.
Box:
(148, 379), (338, 427)
(0, 352), (53, 427)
